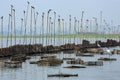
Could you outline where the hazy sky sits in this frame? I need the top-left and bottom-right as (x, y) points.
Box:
(0, 0), (120, 32)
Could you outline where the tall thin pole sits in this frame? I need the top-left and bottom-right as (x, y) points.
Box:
(13, 9), (16, 46)
(100, 11), (102, 34)
(86, 19), (89, 40)
(25, 1), (30, 44)
(69, 15), (71, 44)
(58, 15), (60, 46)
(33, 9), (36, 45)
(32, 7), (35, 44)
(48, 17), (51, 45)
(30, 6), (33, 44)
(62, 19), (64, 45)
(74, 17), (77, 44)
(65, 22), (67, 44)
(50, 22), (53, 45)
(54, 12), (56, 46)
(19, 18), (23, 44)
(34, 11), (39, 44)
(46, 9), (52, 46)
(41, 12), (44, 45)
(25, 1), (30, 28)
(77, 20), (79, 44)
(6, 14), (11, 47)
(23, 10), (26, 44)
(1, 16), (3, 49)
(80, 11), (84, 43)
(10, 5), (13, 47)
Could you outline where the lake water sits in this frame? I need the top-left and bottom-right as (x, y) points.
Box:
(0, 38), (120, 80)
(0, 49), (120, 80)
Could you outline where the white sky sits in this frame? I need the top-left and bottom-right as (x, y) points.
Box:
(0, 0), (120, 33)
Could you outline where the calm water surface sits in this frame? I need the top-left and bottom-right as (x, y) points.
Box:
(0, 38), (120, 80)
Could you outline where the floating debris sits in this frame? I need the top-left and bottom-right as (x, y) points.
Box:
(87, 48), (103, 53)
(64, 65), (86, 68)
(41, 55), (56, 59)
(67, 58), (84, 64)
(76, 53), (94, 57)
(98, 57), (117, 61)
(84, 61), (103, 66)
(48, 73), (78, 77)
(63, 58), (75, 60)
(4, 61), (22, 68)
(30, 57), (63, 66)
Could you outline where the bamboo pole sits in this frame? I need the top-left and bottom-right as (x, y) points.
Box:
(13, 9), (16, 46)
(32, 7), (35, 44)
(58, 15), (60, 46)
(23, 10), (26, 45)
(30, 6), (33, 44)
(85, 19), (89, 40)
(10, 5), (13, 47)
(19, 18), (23, 44)
(77, 20), (79, 44)
(54, 12), (56, 46)
(41, 12), (44, 45)
(6, 14), (11, 47)
(1, 16), (3, 49)
(65, 22), (67, 44)
(51, 22), (53, 45)
(62, 19), (64, 45)
(68, 15), (71, 44)
(34, 11), (39, 45)
(93, 17), (98, 34)
(48, 17), (51, 45)
(93, 17), (98, 42)
(46, 9), (52, 46)
(25, 1), (30, 45)
(80, 11), (84, 43)
(74, 17), (76, 44)
(100, 11), (102, 34)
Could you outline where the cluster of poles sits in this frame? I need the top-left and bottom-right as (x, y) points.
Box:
(0, 1), (120, 49)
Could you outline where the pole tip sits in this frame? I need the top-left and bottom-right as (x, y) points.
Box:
(11, 5), (13, 8)
(23, 10), (25, 13)
(1, 16), (3, 19)
(27, 1), (30, 4)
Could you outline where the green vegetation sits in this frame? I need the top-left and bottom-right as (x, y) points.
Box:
(0, 34), (120, 38)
